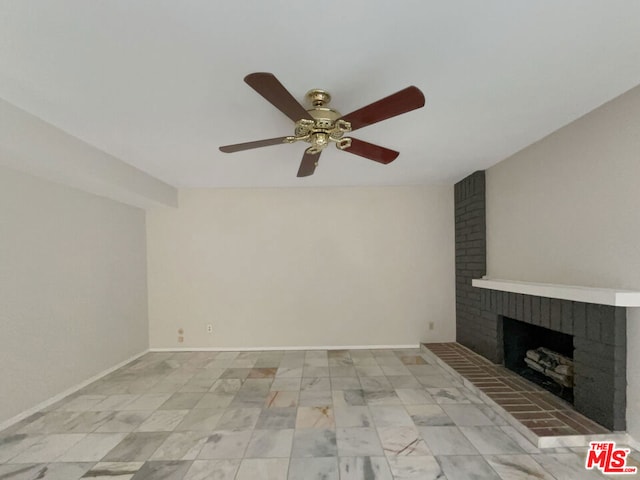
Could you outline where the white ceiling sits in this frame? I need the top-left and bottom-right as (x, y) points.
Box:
(1, 1), (639, 188)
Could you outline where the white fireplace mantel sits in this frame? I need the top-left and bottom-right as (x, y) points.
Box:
(472, 277), (640, 307)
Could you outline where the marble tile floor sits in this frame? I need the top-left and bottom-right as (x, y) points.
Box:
(0, 348), (634, 479)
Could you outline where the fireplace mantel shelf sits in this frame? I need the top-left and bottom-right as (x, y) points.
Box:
(472, 277), (640, 307)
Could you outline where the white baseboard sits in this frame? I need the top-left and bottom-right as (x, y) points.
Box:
(0, 349), (149, 433)
(149, 344), (420, 352)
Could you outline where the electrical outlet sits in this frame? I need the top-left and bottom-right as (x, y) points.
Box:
(429, 321), (435, 331)
(207, 324), (213, 334)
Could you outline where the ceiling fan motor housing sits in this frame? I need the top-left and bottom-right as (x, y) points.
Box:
(288, 89), (353, 154)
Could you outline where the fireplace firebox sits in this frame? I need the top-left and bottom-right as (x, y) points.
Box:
(503, 317), (574, 403)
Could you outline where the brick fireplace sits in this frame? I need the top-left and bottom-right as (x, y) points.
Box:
(455, 171), (627, 431)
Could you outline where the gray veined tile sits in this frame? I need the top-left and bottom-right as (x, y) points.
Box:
(387, 456), (443, 480)
(485, 454), (556, 480)
(239, 378), (274, 393)
(377, 427), (430, 457)
(406, 365), (445, 376)
(0, 433), (42, 462)
(102, 432), (170, 462)
(369, 406), (414, 427)
(338, 456), (393, 480)
(9, 434), (86, 463)
(418, 426), (478, 455)
(298, 390), (333, 407)
(329, 366), (357, 377)
(183, 459), (240, 480)
(264, 391), (299, 408)
(94, 411), (153, 433)
(61, 412), (117, 433)
(229, 391), (270, 408)
(530, 453), (606, 480)
(459, 426), (525, 455)
(426, 387), (471, 404)
(158, 393), (204, 410)
(55, 433), (127, 461)
(336, 428), (384, 457)
(387, 376), (422, 388)
(406, 404), (455, 427)
(364, 390), (403, 406)
(359, 377), (393, 392)
(350, 355), (377, 366)
(476, 405), (510, 426)
(209, 379), (244, 394)
(301, 377), (331, 391)
(92, 394), (140, 411)
(128, 460), (192, 480)
(303, 367), (330, 378)
(416, 375), (461, 388)
(328, 357), (354, 367)
(174, 408), (224, 431)
(334, 407), (374, 428)
(355, 366), (385, 377)
(440, 404), (496, 426)
(395, 389), (435, 405)
(437, 455), (501, 480)
(270, 377), (302, 391)
(179, 378), (217, 393)
(56, 395), (107, 412)
(499, 426), (541, 454)
(149, 431), (210, 460)
(120, 394), (172, 411)
(215, 408), (261, 431)
(81, 461), (144, 479)
(330, 377), (361, 390)
(380, 366), (413, 376)
(288, 457), (338, 480)
(197, 430), (252, 459)
(275, 367), (303, 378)
(136, 410), (189, 432)
(236, 458), (290, 480)
(255, 407), (297, 429)
(231, 358), (258, 368)
(291, 429), (337, 458)
(219, 368), (251, 380)
(0, 463), (48, 480)
(295, 407), (335, 429)
(332, 390), (366, 407)
(17, 412), (83, 434)
(245, 429), (294, 458)
(30, 462), (94, 479)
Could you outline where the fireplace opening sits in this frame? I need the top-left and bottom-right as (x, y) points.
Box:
(502, 317), (574, 403)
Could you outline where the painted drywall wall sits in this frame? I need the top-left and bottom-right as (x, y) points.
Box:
(485, 84), (640, 439)
(0, 165), (149, 425)
(0, 97), (177, 209)
(147, 186), (455, 348)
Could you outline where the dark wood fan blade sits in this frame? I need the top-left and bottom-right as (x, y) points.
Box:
(297, 150), (321, 177)
(340, 86), (425, 131)
(244, 72), (313, 123)
(219, 137), (289, 153)
(342, 138), (399, 164)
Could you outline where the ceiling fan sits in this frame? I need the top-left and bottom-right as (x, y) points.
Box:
(219, 73), (426, 177)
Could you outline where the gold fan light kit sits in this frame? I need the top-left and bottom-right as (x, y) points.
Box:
(220, 73), (426, 177)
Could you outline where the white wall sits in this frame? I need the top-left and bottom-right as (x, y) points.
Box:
(0, 97), (178, 209)
(147, 186), (455, 348)
(0, 165), (149, 426)
(485, 85), (640, 440)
